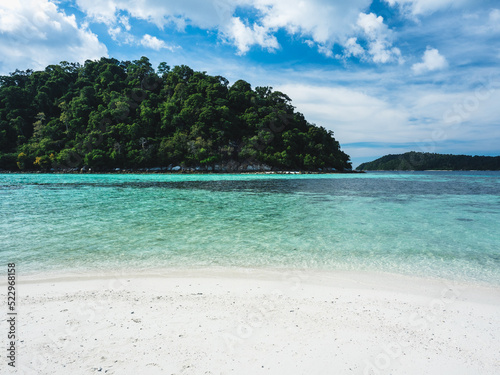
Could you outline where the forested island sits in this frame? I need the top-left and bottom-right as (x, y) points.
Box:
(356, 152), (500, 171)
(0, 57), (351, 172)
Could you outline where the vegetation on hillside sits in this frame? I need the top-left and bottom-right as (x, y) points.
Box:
(0, 57), (351, 172)
(356, 152), (500, 171)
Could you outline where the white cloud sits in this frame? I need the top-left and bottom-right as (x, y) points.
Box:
(304, 40), (315, 48)
(356, 12), (402, 64)
(343, 37), (364, 58)
(317, 44), (333, 58)
(225, 17), (279, 55)
(108, 27), (178, 51)
(0, 0), (107, 74)
(74, 0), (373, 55)
(254, 0), (370, 44)
(75, 0), (240, 29)
(140, 34), (176, 51)
(224, 0), (373, 54)
(275, 80), (500, 159)
(337, 12), (402, 64)
(108, 26), (135, 45)
(357, 12), (386, 38)
(412, 48), (448, 74)
(74, 0), (119, 24)
(108, 26), (121, 41)
(276, 83), (411, 144)
(370, 41), (402, 64)
(119, 15), (131, 31)
(384, 0), (471, 16)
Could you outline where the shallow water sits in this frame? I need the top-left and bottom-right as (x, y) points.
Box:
(1, 171), (499, 285)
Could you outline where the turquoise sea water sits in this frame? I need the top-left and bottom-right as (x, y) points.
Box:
(1, 172), (499, 285)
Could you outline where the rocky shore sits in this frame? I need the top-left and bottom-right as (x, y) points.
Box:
(0, 162), (363, 174)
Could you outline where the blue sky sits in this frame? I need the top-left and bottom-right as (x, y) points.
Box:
(1, 0), (499, 167)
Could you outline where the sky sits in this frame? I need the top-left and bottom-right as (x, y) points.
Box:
(0, 0), (499, 167)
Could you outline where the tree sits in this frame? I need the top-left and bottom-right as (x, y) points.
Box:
(157, 62), (170, 77)
(0, 58), (352, 171)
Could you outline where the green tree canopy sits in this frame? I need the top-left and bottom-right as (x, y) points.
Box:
(357, 152), (500, 171)
(0, 57), (351, 172)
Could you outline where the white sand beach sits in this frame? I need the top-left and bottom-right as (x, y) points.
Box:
(2, 269), (499, 375)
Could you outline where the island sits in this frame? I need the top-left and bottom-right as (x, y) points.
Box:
(356, 151), (500, 171)
(0, 57), (351, 173)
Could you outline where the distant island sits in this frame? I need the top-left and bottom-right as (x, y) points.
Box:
(356, 152), (500, 171)
(0, 57), (351, 173)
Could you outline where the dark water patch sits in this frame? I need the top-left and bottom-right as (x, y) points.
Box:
(0, 184), (25, 190)
(24, 176), (500, 198)
(466, 208), (500, 215)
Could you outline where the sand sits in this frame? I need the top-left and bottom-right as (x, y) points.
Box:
(1, 268), (499, 375)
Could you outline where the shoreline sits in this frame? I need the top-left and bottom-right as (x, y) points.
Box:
(0, 169), (364, 175)
(11, 266), (500, 295)
(3, 268), (499, 374)
(14, 263), (500, 289)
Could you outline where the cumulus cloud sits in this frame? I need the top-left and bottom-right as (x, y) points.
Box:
(338, 12), (402, 64)
(108, 26), (135, 45)
(253, 0), (370, 44)
(75, 0), (239, 29)
(119, 15), (131, 31)
(356, 12), (402, 63)
(0, 0), (107, 74)
(74, 0), (372, 55)
(140, 34), (176, 51)
(357, 12), (386, 38)
(232, 0), (375, 54)
(412, 47), (448, 74)
(342, 37), (364, 58)
(108, 26), (178, 51)
(225, 17), (279, 55)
